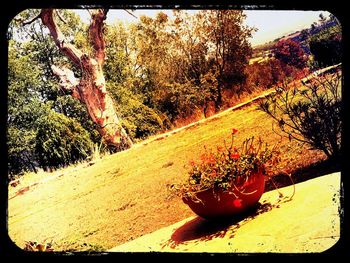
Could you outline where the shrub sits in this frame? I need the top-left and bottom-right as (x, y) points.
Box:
(7, 126), (37, 177)
(309, 27), (342, 68)
(259, 70), (342, 160)
(273, 39), (309, 69)
(110, 83), (166, 141)
(122, 100), (165, 140)
(155, 81), (212, 122)
(35, 110), (93, 170)
(244, 59), (304, 93)
(245, 62), (274, 90)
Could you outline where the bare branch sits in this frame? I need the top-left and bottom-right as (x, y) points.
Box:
(55, 10), (67, 24)
(124, 9), (138, 19)
(40, 9), (83, 67)
(18, 13), (42, 26)
(103, 8), (109, 17)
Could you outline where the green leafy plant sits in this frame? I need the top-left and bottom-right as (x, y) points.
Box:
(170, 129), (279, 200)
(308, 21), (342, 68)
(35, 110), (94, 170)
(259, 69), (341, 160)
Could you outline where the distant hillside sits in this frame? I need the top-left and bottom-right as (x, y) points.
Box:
(251, 18), (339, 61)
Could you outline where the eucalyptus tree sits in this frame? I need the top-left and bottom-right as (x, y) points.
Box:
(19, 9), (133, 151)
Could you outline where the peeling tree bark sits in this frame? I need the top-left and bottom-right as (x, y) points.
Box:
(39, 9), (133, 151)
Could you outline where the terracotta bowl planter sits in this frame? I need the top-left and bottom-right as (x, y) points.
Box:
(182, 170), (265, 220)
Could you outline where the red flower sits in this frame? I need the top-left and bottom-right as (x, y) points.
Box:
(201, 153), (215, 164)
(230, 153), (240, 159)
(208, 156), (216, 164)
(233, 199), (242, 208)
(231, 128), (238, 135)
(210, 171), (217, 177)
(200, 154), (207, 162)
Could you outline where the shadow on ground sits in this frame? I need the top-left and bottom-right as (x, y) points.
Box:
(161, 200), (278, 249)
(265, 158), (341, 192)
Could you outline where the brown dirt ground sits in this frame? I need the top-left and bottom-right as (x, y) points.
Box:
(7, 92), (338, 253)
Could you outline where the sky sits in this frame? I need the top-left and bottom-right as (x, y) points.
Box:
(73, 9), (330, 47)
(243, 10), (330, 46)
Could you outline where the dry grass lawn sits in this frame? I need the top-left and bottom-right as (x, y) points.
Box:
(8, 93), (332, 252)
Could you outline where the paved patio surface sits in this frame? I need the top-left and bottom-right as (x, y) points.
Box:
(109, 172), (341, 253)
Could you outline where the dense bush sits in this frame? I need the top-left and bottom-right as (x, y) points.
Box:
(308, 25), (342, 67)
(109, 83), (166, 141)
(244, 58), (304, 92)
(35, 110), (94, 170)
(259, 70), (342, 160)
(119, 100), (166, 141)
(7, 127), (37, 176)
(273, 39), (309, 69)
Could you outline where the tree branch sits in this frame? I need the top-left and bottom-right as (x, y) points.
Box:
(88, 9), (108, 65)
(124, 9), (138, 19)
(56, 10), (67, 24)
(40, 9), (83, 67)
(21, 12), (42, 26)
(51, 65), (82, 101)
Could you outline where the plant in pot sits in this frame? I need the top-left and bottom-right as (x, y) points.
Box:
(170, 128), (280, 220)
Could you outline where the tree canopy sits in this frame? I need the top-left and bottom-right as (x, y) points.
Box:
(8, 9), (258, 177)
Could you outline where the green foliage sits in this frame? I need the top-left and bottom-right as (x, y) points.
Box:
(7, 126), (37, 176)
(259, 70), (342, 159)
(53, 95), (102, 144)
(198, 10), (255, 108)
(308, 25), (342, 68)
(124, 101), (165, 140)
(104, 23), (133, 84)
(7, 39), (48, 176)
(103, 22), (167, 140)
(109, 82), (165, 140)
(35, 110), (93, 170)
(8, 10), (104, 176)
(128, 9), (255, 116)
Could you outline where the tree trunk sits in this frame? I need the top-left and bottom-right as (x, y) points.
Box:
(25, 153), (37, 174)
(39, 9), (133, 151)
